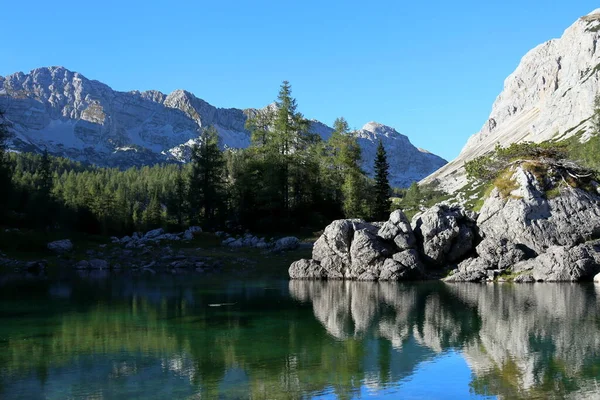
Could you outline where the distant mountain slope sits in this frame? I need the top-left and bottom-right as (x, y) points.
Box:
(422, 9), (600, 192)
(0, 66), (445, 186)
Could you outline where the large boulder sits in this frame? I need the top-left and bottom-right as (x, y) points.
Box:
(348, 229), (394, 280)
(312, 219), (375, 278)
(412, 204), (478, 266)
(273, 237), (300, 252)
(144, 228), (165, 240)
(289, 259), (327, 279)
(47, 239), (74, 254)
(290, 216), (422, 281)
(513, 240), (600, 282)
(379, 249), (424, 281)
(377, 210), (416, 251)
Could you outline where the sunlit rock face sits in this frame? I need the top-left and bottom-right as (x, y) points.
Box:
(422, 9), (600, 192)
(290, 280), (600, 398)
(447, 165), (600, 282)
(0, 67), (445, 186)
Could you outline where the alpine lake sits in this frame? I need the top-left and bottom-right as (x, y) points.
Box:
(1, 261), (600, 399)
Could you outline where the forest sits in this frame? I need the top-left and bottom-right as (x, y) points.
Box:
(0, 81), (393, 236)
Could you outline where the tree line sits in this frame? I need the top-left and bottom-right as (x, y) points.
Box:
(0, 81), (392, 236)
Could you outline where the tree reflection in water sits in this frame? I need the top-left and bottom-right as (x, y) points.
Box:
(0, 274), (599, 399)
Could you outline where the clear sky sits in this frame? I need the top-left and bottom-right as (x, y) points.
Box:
(1, 0), (598, 160)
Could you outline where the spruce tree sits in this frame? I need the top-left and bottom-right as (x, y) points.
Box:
(188, 126), (226, 227)
(372, 140), (391, 221)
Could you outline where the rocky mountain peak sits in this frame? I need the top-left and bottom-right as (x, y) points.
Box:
(586, 8), (600, 17)
(0, 66), (446, 187)
(422, 11), (600, 192)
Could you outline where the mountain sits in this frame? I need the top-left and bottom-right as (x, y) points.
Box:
(0, 66), (446, 187)
(422, 9), (600, 192)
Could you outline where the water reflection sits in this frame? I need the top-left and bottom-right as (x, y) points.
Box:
(291, 281), (600, 399)
(0, 275), (599, 399)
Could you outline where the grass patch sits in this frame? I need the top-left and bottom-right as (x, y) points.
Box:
(545, 186), (561, 199)
(493, 170), (519, 198)
(495, 270), (528, 281)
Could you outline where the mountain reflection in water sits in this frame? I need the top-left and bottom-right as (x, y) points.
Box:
(0, 274), (599, 399)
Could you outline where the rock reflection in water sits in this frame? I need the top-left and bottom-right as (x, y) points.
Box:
(1, 275), (600, 399)
(290, 280), (600, 398)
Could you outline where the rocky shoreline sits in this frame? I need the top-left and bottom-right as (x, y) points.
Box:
(290, 164), (600, 283)
(1, 227), (304, 276)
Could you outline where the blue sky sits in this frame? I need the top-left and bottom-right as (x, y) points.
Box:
(1, 0), (598, 160)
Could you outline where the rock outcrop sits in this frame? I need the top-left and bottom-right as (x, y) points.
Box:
(292, 159), (600, 283)
(422, 9), (600, 192)
(0, 67), (445, 187)
(446, 164), (600, 282)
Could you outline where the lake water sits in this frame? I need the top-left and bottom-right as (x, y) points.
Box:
(1, 272), (599, 399)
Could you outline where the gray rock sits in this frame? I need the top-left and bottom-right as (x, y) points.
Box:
(47, 239), (74, 254)
(380, 249), (423, 280)
(513, 241), (600, 282)
(273, 237), (300, 252)
(514, 273), (535, 283)
(222, 237), (236, 246)
(75, 260), (90, 269)
(89, 259), (109, 270)
(144, 228), (164, 239)
(312, 219), (377, 278)
(289, 259), (327, 279)
(377, 209), (416, 251)
(348, 229), (394, 279)
(412, 204), (478, 266)
(477, 168), (600, 255)
(188, 226), (202, 234)
(475, 238), (528, 271)
(183, 230), (194, 241)
(228, 239), (244, 248)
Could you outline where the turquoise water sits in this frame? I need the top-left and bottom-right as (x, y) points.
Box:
(1, 272), (599, 399)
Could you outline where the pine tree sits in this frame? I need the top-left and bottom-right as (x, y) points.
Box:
(188, 126), (226, 227)
(372, 140), (391, 221)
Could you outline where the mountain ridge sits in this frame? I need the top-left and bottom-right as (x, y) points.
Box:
(0, 66), (446, 187)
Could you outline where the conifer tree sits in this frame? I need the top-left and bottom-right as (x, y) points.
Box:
(0, 110), (12, 217)
(188, 126), (226, 227)
(143, 192), (162, 229)
(372, 140), (392, 221)
(168, 165), (187, 228)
